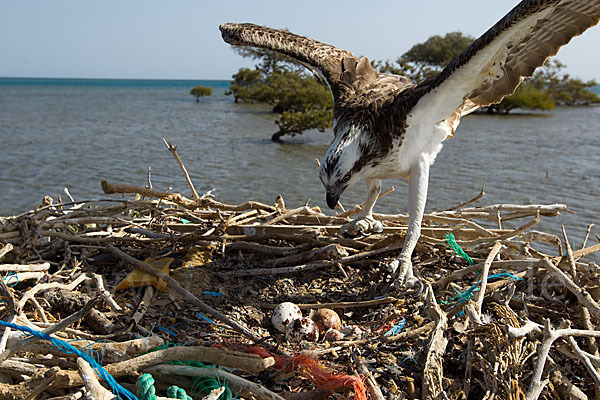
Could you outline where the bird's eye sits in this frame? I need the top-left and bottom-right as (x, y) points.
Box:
(341, 175), (351, 184)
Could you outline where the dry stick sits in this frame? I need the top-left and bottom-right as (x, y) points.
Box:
(441, 184), (485, 212)
(569, 242), (600, 261)
(422, 284), (448, 400)
(5, 335), (164, 364)
(101, 179), (275, 212)
(145, 364), (286, 400)
(270, 244), (349, 267)
(0, 278), (19, 356)
(462, 211), (540, 246)
(253, 296), (398, 310)
(0, 367), (58, 400)
(200, 387), (226, 400)
(433, 259), (540, 289)
(18, 274), (87, 310)
(0, 298), (99, 364)
(475, 241), (503, 319)
(130, 286), (155, 328)
(463, 337), (475, 399)
(563, 228), (599, 360)
(0, 263), (49, 273)
(29, 297), (49, 324)
(39, 229), (162, 244)
(105, 345), (275, 375)
(163, 138), (200, 201)
(459, 203), (568, 214)
(227, 241), (310, 256)
(526, 320), (600, 400)
(225, 240), (403, 277)
(47, 347), (276, 391)
(540, 257), (600, 321)
(264, 206), (310, 226)
(557, 342), (600, 369)
(92, 273), (121, 312)
(562, 226), (578, 278)
(25, 367), (59, 400)
(106, 244), (262, 343)
(581, 224), (595, 249)
(0, 243), (13, 261)
(352, 352), (384, 400)
(77, 358), (113, 400)
(550, 370), (589, 400)
(567, 336), (600, 387)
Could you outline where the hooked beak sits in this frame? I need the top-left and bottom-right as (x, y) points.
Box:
(326, 186), (345, 210)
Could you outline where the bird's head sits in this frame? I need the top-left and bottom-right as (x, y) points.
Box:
(319, 126), (371, 209)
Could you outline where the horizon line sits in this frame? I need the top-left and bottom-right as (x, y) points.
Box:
(0, 75), (233, 81)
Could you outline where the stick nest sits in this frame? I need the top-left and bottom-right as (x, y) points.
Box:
(0, 179), (599, 400)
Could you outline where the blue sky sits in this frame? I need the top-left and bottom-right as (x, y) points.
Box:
(1, 1), (599, 81)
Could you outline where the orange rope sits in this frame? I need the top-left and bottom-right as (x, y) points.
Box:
(246, 346), (367, 400)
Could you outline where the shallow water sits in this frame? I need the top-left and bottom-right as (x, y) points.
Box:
(1, 78), (598, 251)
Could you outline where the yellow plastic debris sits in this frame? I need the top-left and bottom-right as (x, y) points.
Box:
(115, 257), (173, 292)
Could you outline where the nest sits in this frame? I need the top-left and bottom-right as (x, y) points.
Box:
(0, 144), (599, 400)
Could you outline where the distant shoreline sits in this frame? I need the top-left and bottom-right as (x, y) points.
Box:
(0, 77), (231, 87)
(2, 76), (597, 95)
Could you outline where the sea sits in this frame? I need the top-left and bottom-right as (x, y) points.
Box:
(1, 77), (599, 254)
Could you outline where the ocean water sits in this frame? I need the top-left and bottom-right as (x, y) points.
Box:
(1, 78), (599, 252)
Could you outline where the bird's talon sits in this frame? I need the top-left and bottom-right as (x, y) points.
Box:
(340, 216), (383, 238)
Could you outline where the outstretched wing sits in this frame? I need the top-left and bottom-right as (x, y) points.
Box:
(409, 0), (600, 125)
(220, 23), (359, 101)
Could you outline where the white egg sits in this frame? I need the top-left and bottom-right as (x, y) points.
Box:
(285, 317), (319, 342)
(271, 302), (302, 333)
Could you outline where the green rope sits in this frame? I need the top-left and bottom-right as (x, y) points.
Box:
(137, 373), (194, 400)
(143, 343), (233, 400)
(137, 373), (157, 400)
(167, 385), (193, 400)
(444, 232), (475, 265)
(190, 376), (233, 400)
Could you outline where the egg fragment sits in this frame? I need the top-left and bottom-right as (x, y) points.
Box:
(310, 308), (342, 333)
(285, 317), (319, 342)
(323, 328), (344, 342)
(271, 302), (302, 333)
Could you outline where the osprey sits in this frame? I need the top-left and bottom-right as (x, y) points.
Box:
(220, 0), (600, 291)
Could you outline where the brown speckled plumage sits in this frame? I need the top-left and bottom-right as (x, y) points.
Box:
(220, 1), (600, 145)
(220, 0), (600, 290)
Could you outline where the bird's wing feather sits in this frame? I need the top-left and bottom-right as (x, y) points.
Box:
(220, 23), (359, 100)
(409, 0), (600, 124)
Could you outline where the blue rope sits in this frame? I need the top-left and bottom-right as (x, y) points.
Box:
(3, 272), (19, 287)
(0, 319), (137, 400)
(441, 272), (523, 304)
(384, 318), (406, 337)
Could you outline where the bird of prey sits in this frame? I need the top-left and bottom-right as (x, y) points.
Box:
(220, 0), (600, 291)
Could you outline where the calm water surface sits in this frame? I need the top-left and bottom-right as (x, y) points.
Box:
(1, 78), (599, 250)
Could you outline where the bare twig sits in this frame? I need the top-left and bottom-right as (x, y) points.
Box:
(475, 241), (503, 318)
(162, 138), (200, 200)
(77, 358), (113, 400)
(352, 352), (384, 400)
(422, 284), (448, 400)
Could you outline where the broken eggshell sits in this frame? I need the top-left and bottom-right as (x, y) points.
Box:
(285, 317), (319, 342)
(310, 308), (342, 333)
(271, 302), (302, 333)
(323, 328), (344, 342)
